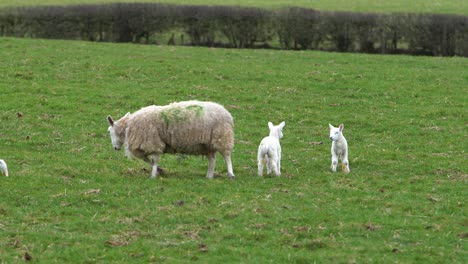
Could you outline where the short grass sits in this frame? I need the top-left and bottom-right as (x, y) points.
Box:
(0, 37), (467, 263)
(1, 0), (468, 15)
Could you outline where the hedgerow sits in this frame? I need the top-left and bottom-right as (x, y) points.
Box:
(1, 3), (467, 56)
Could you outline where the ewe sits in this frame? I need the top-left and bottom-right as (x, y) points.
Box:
(257, 121), (285, 177)
(329, 124), (350, 173)
(0, 159), (8, 177)
(107, 101), (235, 179)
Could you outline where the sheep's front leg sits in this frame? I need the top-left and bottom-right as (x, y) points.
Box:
(147, 154), (160, 178)
(207, 152), (216, 179)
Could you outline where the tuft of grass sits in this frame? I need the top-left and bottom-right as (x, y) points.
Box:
(0, 37), (467, 262)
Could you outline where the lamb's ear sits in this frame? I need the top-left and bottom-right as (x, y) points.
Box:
(329, 123), (334, 129)
(339, 124), (344, 131)
(268, 122), (273, 129)
(124, 112), (131, 118)
(279, 121), (286, 129)
(107, 115), (114, 126)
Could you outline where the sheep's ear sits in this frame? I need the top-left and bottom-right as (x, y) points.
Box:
(329, 124), (334, 129)
(124, 112), (131, 118)
(107, 115), (114, 126)
(268, 122), (273, 129)
(339, 124), (344, 131)
(279, 121), (286, 129)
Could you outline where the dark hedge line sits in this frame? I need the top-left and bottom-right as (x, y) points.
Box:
(1, 3), (467, 56)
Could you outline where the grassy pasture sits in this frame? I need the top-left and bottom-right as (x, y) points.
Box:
(1, 0), (468, 15)
(0, 37), (467, 262)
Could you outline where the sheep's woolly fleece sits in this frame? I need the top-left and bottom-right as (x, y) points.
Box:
(118, 101), (234, 160)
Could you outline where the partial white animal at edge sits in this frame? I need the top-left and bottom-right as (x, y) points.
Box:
(329, 123), (350, 173)
(0, 159), (8, 177)
(257, 121), (285, 177)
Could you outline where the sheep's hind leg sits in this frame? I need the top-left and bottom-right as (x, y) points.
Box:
(222, 152), (235, 179)
(146, 154), (160, 178)
(207, 152), (216, 179)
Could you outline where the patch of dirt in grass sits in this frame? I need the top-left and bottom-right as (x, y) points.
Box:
(199, 243), (208, 252)
(105, 231), (139, 247)
(435, 169), (467, 182)
(364, 223), (381, 231)
(24, 252), (32, 261)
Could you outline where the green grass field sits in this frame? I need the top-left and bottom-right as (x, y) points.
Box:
(0, 37), (467, 262)
(1, 0), (468, 15)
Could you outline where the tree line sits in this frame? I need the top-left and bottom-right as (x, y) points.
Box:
(1, 3), (467, 57)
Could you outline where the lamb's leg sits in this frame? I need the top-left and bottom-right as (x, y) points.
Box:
(270, 152), (279, 176)
(342, 151), (350, 173)
(342, 161), (350, 173)
(207, 152), (216, 179)
(257, 148), (264, 176)
(258, 157), (264, 177)
(223, 153), (235, 179)
(277, 149), (282, 176)
(271, 160), (279, 176)
(266, 156), (272, 175)
(147, 154), (160, 178)
(331, 153), (338, 173)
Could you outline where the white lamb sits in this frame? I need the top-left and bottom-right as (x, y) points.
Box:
(0, 159), (8, 177)
(107, 100), (235, 179)
(329, 123), (350, 173)
(257, 121), (285, 177)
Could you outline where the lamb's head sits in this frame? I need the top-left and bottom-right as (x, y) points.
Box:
(268, 121), (286, 139)
(107, 113), (130, 150)
(329, 124), (344, 141)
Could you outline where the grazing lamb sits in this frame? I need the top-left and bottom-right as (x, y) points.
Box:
(0, 159), (8, 177)
(257, 121), (285, 177)
(107, 100), (235, 179)
(329, 124), (350, 173)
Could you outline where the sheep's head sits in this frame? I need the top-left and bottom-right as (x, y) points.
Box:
(268, 121), (286, 139)
(107, 113), (130, 150)
(329, 124), (344, 141)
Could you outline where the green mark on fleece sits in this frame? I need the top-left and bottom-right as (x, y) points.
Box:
(160, 104), (204, 126)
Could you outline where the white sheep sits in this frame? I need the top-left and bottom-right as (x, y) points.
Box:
(0, 159), (8, 177)
(329, 123), (350, 173)
(257, 121), (285, 177)
(107, 100), (235, 179)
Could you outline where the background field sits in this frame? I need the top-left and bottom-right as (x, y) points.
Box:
(1, 0), (468, 15)
(0, 37), (467, 262)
